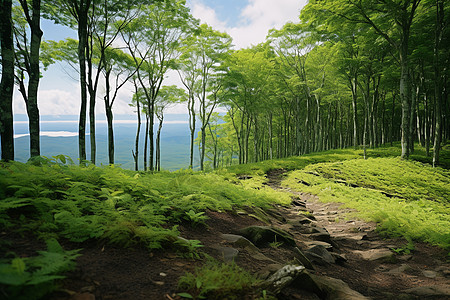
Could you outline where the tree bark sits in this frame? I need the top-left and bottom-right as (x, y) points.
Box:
(156, 115), (163, 171)
(188, 92), (196, 169)
(133, 83), (141, 171)
(433, 0), (444, 167)
(104, 69), (114, 165)
(77, 0), (91, 164)
(0, 0), (15, 161)
(21, 0), (43, 158)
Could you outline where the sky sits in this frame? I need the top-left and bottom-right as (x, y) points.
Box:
(13, 0), (308, 117)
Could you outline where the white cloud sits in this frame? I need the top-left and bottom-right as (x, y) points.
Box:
(190, 1), (228, 32)
(190, 0), (307, 49)
(14, 84), (81, 116)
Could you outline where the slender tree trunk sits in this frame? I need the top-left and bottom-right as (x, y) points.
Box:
(305, 97), (310, 154)
(268, 113), (273, 159)
(425, 93), (430, 156)
(188, 94), (195, 169)
(87, 39), (97, 164)
(77, 2), (90, 164)
(0, 0), (15, 161)
(433, 0), (444, 167)
(156, 116), (163, 171)
(390, 92), (396, 146)
(133, 97), (141, 171)
(24, 0), (43, 158)
(399, 27), (412, 159)
(149, 100), (155, 171)
(144, 114), (149, 171)
(104, 70), (114, 165)
(409, 80), (417, 153)
(351, 76), (359, 148)
(106, 105), (114, 165)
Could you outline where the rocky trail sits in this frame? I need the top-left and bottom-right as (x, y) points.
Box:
(50, 170), (450, 300)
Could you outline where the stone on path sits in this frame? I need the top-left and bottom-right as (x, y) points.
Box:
(214, 246), (239, 262)
(353, 248), (394, 261)
(305, 241), (333, 249)
(308, 232), (332, 244)
(293, 272), (369, 300)
(422, 270), (438, 278)
(305, 245), (335, 265)
(263, 264), (305, 294)
(220, 233), (259, 252)
(294, 247), (315, 270)
(387, 264), (412, 275)
(289, 214), (314, 225)
(238, 225), (296, 247)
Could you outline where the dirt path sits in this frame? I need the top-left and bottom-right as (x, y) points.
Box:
(47, 170), (449, 300)
(266, 169), (450, 299)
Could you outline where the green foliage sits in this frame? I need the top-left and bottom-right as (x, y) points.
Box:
(0, 239), (80, 300)
(0, 158), (291, 253)
(175, 238), (204, 259)
(184, 210), (208, 226)
(177, 259), (261, 299)
(392, 238), (415, 255)
(283, 157), (450, 251)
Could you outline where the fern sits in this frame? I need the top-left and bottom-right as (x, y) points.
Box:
(0, 238), (80, 300)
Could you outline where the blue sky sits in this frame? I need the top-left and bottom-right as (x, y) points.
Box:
(14, 0), (307, 117)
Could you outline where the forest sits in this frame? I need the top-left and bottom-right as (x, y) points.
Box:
(0, 0), (448, 170)
(0, 0), (449, 300)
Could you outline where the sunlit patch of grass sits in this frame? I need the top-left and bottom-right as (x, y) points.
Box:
(177, 258), (261, 299)
(283, 157), (450, 251)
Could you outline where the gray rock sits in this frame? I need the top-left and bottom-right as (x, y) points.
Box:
(289, 215), (313, 225)
(309, 232), (332, 244)
(214, 246), (239, 262)
(305, 245), (335, 265)
(220, 233), (259, 252)
(238, 225), (296, 247)
(292, 272), (369, 300)
(266, 208), (287, 223)
(387, 264), (412, 275)
(353, 248), (394, 261)
(403, 285), (450, 297)
(257, 263), (284, 279)
(422, 270), (438, 278)
(305, 241), (333, 249)
(263, 264), (305, 294)
(331, 252), (347, 265)
(294, 247), (315, 270)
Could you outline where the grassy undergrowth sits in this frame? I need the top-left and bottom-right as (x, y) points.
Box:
(0, 157), (291, 249)
(177, 258), (263, 299)
(0, 156), (291, 299)
(1, 143), (449, 298)
(283, 157), (450, 251)
(224, 143), (450, 176)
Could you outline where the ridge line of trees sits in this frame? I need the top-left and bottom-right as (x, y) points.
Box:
(1, 0), (448, 170)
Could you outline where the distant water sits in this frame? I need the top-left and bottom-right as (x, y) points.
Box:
(7, 114), (200, 170)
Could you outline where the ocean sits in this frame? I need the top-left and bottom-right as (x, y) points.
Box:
(8, 114), (199, 170)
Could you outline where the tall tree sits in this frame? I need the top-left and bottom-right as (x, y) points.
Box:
(48, 0), (92, 163)
(13, 0), (43, 158)
(0, 0), (15, 161)
(102, 48), (136, 165)
(122, 0), (193, 171)
(178, 24), (231, 170)
(154, 85), (187, 171)
(302, 0), (423, 158)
